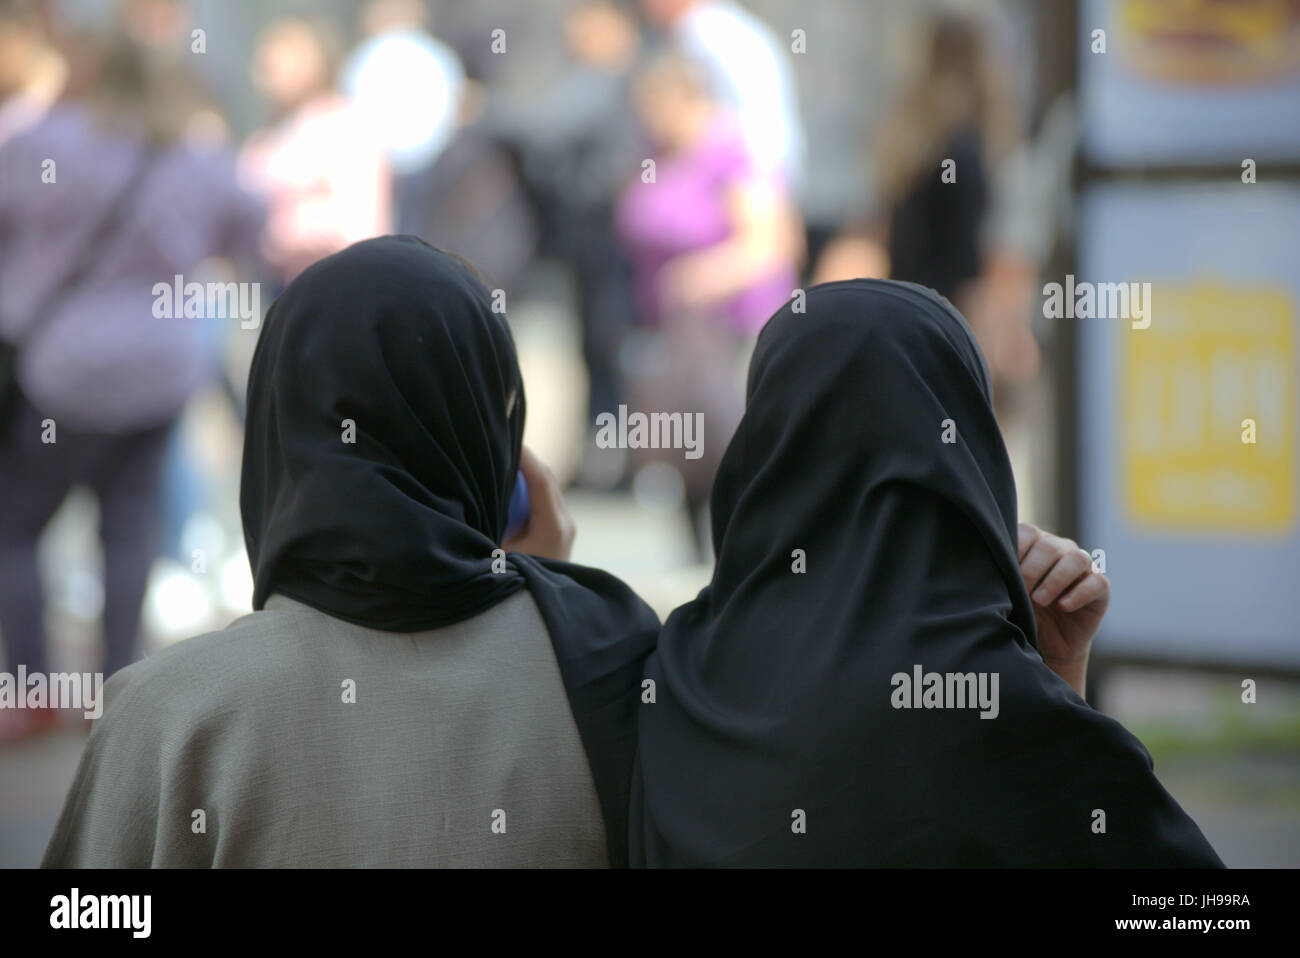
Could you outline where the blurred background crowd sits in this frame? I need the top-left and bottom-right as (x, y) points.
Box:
(0, 0), (1297, 866)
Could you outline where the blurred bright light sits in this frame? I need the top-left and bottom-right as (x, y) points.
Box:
(146, 559), (213, 642)
(220, 553), (254, 614)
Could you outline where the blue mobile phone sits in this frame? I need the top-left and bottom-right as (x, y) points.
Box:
(504, 469), (530, 541)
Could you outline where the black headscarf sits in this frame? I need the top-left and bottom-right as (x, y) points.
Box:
(241, 235), (658, 865)
(630, 279), (1223, 867)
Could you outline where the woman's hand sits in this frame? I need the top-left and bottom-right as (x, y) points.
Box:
(1017, 522), (1110, 697)
(502, 446), (576, 562)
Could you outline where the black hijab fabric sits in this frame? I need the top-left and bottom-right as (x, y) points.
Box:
(241, 235), (658, 865)
(630, 279), (1223, 867)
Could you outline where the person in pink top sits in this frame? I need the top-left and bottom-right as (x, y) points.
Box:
(615, 50), (801, 556)
(616, 51), (799, 336)
(239, 17), (391, 285)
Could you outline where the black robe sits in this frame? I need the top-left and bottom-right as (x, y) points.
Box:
(630, 279), (1224, 867)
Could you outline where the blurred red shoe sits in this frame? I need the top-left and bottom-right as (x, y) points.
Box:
(0, 705), (60, 746)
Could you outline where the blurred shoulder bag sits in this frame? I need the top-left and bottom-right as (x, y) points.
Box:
(0, 147), (158, 434)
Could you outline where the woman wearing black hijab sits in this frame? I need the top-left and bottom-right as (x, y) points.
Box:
(630, 279), (1223, 867)
(44, 235), (658, 867)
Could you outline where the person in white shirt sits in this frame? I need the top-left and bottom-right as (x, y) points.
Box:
(641, 0), (806, 188)
(340, 0), (466, 235)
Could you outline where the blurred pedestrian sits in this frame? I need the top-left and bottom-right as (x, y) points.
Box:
(0, 30), (265, 743)
(874, 14), (1017, 312)
(414, 79), (539, 298)
(615, 51), (800, 555)
(813, 13), (1036, 413)
(490, 0), (644, 482)
(240, 17), (390, 286)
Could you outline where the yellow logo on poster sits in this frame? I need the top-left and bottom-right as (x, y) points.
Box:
(1121, 279), (1296, 534)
